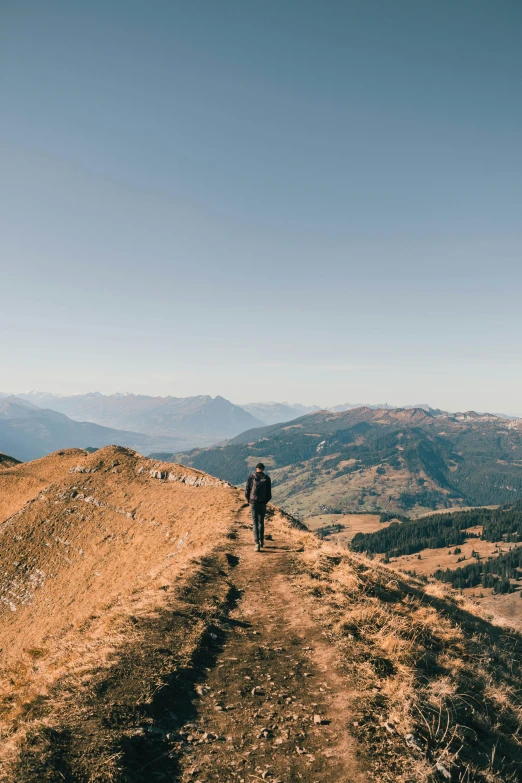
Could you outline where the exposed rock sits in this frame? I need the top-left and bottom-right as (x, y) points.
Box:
(149, 468), (230, 488)
(435, 762), (452, 780)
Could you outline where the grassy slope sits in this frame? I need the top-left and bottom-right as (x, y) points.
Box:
(0, 448), (88, 523)
(0, 446), (235, 667)
(294, 540), (522, 782)
(0, 448), (521, 781)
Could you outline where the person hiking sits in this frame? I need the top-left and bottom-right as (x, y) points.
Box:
(245, 463), (272, 552)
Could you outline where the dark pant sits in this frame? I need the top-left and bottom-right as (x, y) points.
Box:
(250, 501), (266, 544)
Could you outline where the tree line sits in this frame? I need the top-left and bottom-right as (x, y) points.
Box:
(351, 501), (522, 559)
(433, 546), (522, 593)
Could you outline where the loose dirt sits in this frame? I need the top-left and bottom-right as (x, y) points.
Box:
(175, 511), (367, 783)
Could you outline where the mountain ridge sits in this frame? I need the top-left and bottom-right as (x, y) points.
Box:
(16, 391), (262, 440)
(169, 406), (522, 519)
(0, 396), (186, 461)
(0, 446), (521, 782)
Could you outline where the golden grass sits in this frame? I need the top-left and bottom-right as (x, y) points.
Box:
(293, 540), (522, 782)
(0, 446), (242, 775)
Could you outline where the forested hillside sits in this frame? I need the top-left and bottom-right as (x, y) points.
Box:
(171, 407), (522, 518)
(351, 502), (522, 557)
(350, 501), (522, 601)
(434, 547), (522, 592)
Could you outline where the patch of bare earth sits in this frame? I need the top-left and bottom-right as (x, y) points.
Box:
(173, 513), (368, 783)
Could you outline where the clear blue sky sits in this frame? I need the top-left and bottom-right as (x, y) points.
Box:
(1, 1), (521, 412)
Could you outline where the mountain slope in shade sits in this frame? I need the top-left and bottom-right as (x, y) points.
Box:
(0, 397), (185, 461)
(0, 451), (21, 469)
(173, 406), (522, 518)
(18, 391), (262, 440)
(0, 446), (521, 782)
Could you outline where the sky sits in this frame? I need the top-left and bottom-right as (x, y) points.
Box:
(1, 1), (521, 413)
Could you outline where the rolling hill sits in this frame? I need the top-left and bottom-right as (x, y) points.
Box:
(0, 396), (184, 461)
(171, 406), (522, 519)
(0, 446), (521, 782)
(17, 391), (262, 442)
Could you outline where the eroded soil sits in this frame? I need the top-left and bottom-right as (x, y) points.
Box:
(174, 514), (367, 783)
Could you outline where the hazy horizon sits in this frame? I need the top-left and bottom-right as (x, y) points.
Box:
(3, 388), (520, 418)
(2, 2), (521, 414)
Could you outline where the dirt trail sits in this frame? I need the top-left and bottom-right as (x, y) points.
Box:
(176, 508), (368, 783)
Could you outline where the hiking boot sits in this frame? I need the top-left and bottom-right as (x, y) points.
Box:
(254, 543), (261, 552)
(260, 540), (264, 548)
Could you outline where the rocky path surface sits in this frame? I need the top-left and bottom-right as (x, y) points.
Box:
(174, 509), (367, 783)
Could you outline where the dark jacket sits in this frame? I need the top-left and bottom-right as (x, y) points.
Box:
(245, 471), (272, 504)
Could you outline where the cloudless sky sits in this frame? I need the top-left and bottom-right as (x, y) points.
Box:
(1, 1), (521, 412)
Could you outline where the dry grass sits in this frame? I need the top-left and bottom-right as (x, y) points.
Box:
(387, 536), (522, 632)
(304, 512), (389, 549)
(2, 446), (522, 781)
(389, 538), (522, 577)
(292, 540), (522, 782)
(0, 446), (241, 777)
(0, 448), (87, 522)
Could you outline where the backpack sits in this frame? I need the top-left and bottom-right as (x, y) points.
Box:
(251, 472), (268, 503)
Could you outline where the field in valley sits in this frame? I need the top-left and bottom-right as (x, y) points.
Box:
(304, 512), (390, 547)
(309, 509), (522, 632)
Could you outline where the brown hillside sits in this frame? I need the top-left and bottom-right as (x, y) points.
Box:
(0, 446), (233, 666)
(0, 448), (87, 523)
(0, 447), (521, 782)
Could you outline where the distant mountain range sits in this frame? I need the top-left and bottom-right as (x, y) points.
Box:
(16, 392), (262, 437)
(0, 392), (266, 461)
(0, 396), (184, 461)
(167, 406), (522, 520)
(2, 391), (520, 464)
(329, 402), (445, 416)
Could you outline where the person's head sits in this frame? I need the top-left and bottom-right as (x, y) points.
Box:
(255, 463), (265, 473)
